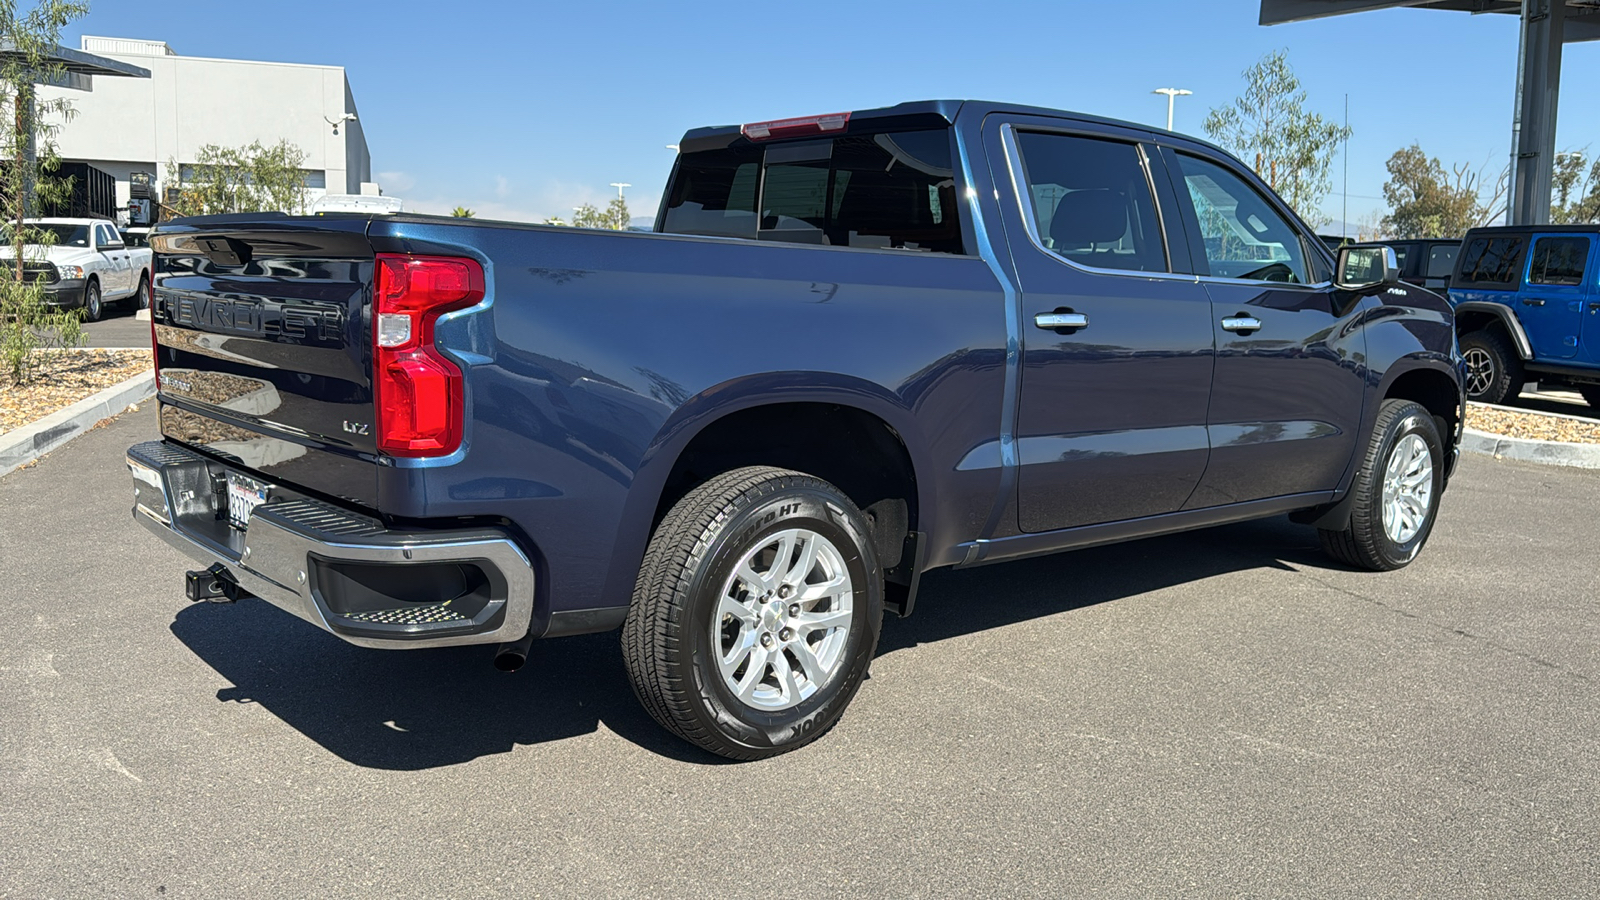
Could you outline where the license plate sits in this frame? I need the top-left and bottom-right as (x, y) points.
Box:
(226, 473), (269, 530)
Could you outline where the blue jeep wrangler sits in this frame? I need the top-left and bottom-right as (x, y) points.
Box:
(1449, 225), (1600, 408)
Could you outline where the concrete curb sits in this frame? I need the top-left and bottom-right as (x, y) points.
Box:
(0, 371), (156, 478)
(1461, 428), (1600, 469)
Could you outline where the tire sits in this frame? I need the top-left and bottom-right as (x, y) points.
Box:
(622, 466), (883, 760)
(133, 273), (150, 310)
(81, 279), (102, 322)
(1579, 386), (1600, 410)
(1459, 327), (1522, 405)
(1319, 399), (1445, 572)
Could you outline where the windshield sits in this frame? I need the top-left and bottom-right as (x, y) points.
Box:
(1, 223), (92, 247)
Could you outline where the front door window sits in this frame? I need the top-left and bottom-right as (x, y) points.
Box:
(1173, 153), (1311, 285)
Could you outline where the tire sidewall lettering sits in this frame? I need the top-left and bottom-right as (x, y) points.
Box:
(679, 483), (881, 751)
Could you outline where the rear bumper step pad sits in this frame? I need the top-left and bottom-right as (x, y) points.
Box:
(126, 440), (535, 649)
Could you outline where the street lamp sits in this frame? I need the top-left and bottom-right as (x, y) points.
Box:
(1152, 88), (1192, 131)
(609, 182), (632, 200)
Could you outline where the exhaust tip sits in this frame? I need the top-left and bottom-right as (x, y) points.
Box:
(492, 630), (535, 672)
(492, 649), (527, 673)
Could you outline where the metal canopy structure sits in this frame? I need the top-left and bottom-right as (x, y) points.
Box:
(0, 42), (148, 214)
(1260, 1), (1599, 225)
(0, 39), (150, 90)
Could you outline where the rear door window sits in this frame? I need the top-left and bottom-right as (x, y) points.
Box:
(1527, 236), (1591, 286)
(1456, 235), (1526, 287)
(661, 128), (964, 253)
(1012, 131), (1167, 273)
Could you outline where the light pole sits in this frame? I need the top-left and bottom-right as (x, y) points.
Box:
(610, 182), (632, 201)
(1152, 88), (1192, 131)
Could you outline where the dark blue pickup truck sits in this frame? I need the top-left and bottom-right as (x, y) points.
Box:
(128, 100), (1464, 759)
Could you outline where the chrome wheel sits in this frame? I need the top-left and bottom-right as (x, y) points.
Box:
(712, 527), (854, 712)
(1462, 347), (1495, 398)
(1381, 433), (1434, 544)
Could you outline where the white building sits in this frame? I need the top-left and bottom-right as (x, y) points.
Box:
(41, 36), (375, 220)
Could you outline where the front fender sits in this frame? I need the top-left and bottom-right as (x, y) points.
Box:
(1451, 300), (1532, 360)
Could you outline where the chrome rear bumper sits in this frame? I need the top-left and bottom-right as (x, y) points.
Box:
(127, 440), (535, 650)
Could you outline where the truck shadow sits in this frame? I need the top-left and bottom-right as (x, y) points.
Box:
(169, 515), (1334, 769)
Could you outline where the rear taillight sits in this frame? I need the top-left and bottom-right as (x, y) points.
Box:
(741, 112), (850, 141)
(372, 253), (484, 457)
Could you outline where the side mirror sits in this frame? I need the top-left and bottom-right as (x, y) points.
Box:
(1335, 245), (1400, 290)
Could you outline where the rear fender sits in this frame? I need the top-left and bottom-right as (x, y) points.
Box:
(597, 372), (936, 613)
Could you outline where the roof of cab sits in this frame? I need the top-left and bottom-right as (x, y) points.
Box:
(675, 99), (1233, 157)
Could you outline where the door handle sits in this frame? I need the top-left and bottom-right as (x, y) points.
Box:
(1521, 298), (1546, 306)
(1034, 311), (1089, 331)
(1221, 315), (1262, 333)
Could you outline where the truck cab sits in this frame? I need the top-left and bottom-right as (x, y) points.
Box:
(1447, 225), (1600, 407)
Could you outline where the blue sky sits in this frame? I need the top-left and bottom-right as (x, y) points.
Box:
(64, 0), (1600, 229)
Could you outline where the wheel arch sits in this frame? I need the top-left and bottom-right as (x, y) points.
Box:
(1453, 301), (1531, 360)
(600, 374), (936, 617)
(1298, 357), (1462, 532)
(1382, 360), (1464, 446)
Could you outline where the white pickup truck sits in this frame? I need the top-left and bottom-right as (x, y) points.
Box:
(0, 217), (154, 321)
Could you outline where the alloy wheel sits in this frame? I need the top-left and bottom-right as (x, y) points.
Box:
(1381, 433), (1434, 544)
(712, 527), (854, 711)
(1462, 347), (1495, 398)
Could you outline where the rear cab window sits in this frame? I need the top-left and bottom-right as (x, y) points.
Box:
(661, 127), (964, 254)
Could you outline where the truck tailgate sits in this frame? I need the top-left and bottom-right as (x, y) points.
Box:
(152, 221), (379, 508)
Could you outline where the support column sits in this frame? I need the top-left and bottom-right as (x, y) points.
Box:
(1510, 0), (1565, 225)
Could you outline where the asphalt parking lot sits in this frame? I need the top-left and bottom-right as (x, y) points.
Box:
(3, 407), (1598, 898)
(80, 306), (150, 348)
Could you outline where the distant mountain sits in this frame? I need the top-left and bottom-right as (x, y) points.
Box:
(1318, 219), (1365, 239)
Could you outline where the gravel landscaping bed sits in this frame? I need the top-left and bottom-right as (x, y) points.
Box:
(1467, 402), (1600, 444)
(0, 349), (151, 433)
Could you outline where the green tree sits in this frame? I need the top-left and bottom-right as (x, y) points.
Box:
(569, 202), (603, 228)
(1552, 149), (1600, 224)
(1379, 144), (1504, 238)
(165, 140), (310, 217)
(450, 206), (475, 218)
(1203, 50), (1352, 227)
(569, 194), (631, 230)
(0, 0), (88, 385)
